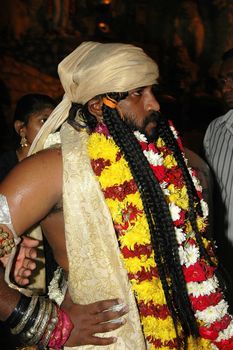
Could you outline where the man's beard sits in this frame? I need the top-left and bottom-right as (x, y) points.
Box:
(125, 111), (162, 142)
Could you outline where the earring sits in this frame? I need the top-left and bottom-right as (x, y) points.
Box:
(20, 135), (28, 148)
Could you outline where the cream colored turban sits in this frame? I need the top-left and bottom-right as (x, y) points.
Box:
(29, 41), (159, 154)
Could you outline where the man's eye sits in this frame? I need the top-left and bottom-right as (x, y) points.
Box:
(133, 90), (142, 96)
(218, 76), (233, 87)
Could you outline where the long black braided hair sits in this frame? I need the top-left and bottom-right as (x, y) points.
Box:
(68, 92), (222, 348)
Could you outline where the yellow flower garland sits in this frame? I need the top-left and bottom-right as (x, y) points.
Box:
(88, 127), (214, 350)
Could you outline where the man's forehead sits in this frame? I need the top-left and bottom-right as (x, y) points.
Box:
(130, 84), (159, 90)
(129, 85), (152, 91)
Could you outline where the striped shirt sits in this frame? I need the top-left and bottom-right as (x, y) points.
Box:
(203, 109), (233, 246)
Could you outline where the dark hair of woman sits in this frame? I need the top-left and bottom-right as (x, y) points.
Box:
(13, 93), (57, 147)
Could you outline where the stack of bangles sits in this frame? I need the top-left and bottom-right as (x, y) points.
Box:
(5, 295), (74, 349)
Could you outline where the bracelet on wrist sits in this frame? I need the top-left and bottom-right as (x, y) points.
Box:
(5, 294), (31, 328)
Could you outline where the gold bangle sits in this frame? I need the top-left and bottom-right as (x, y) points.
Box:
(0, 228), (15, 257)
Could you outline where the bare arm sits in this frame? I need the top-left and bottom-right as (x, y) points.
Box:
(0, 147), (129, 346)
(0, 265), (128, 347)
(0, 148), (62, 321)
(0, 147), (63, 236)
(0, 266), (20, 321)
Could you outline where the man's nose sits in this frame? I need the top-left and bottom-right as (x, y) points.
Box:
(146, 95), (160, 112)
(222, 81), (233, 93)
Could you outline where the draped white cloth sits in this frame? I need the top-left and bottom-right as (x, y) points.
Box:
(61, 122), (147, 349)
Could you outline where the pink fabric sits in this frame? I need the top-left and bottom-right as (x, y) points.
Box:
(48, 307), (74, 349)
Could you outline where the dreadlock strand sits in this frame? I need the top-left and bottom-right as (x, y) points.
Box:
(102, 95), (199, 341)
(102, 105), (179, 313)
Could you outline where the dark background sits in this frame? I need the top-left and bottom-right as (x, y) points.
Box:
(1, 0), (233, 153)
(1, 1), (233, 348)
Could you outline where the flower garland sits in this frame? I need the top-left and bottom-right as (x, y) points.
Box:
(87, 121), (233, 350)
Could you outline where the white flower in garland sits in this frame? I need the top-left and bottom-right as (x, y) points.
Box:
(178, 244), (200, 267)
(183, 154), (188, 165)
(170, 125), (179, 139)
(216, 319), (233, 341)
(160, 181), (169, 195)
(188, 167), (203, 192)
(200, 199), (209, 218)
(187, 276), (219, 297)
(195, 300), (229, 325)
(169, 202), (181, 221)
(175, 227), (186, 244)
(134, 130), (148, 143)
(211, 345), (219, 350)
(143, 149), (164, 166)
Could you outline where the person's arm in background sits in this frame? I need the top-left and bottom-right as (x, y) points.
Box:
(0, 148), (128, 347)
(0, 266), (21, 321)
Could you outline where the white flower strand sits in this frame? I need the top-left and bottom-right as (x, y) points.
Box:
(134, 130), (147, 143)
(175, 227), (186, 244)
(143, 149), (164, 166)
(200, 199), (209, 218)
(216, 319), (233, 342)
(187, 276), (219, 298)
(170, 125), (179, 139)
(178, 244), (200, 267)
(169, 202), (181, 221)
(195, 300), (229, 325)
(188, 166), (203, 192)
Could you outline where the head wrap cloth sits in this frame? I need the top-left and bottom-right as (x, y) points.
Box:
(29, 41), (159, 154)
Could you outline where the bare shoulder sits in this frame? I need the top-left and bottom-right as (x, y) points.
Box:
(184, 147), (212, 183)
(0, 147), (63, 234)
(23, 147), (62, 168)
(2, 147), (62, 183)
(184, 147), (213, 206)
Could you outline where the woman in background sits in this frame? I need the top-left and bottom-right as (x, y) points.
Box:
(0, 93), (57, 181)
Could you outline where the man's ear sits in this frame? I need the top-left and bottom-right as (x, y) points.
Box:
(87, 97), (103, 119)
(14, 120), (25, 136)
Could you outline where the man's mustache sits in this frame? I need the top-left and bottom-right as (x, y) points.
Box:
(142, 111), (162, 128)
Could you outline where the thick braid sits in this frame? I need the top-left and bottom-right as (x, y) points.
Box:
(158, 196), (197, 336)
(101, 93), (199, 339)
(102, 106), (180, 334)
(77, 100), (175, 312)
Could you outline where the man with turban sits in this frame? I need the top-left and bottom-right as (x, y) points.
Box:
(0, 42), (233, 349)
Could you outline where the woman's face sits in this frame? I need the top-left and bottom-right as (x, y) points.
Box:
(23, 107), (54, 145)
